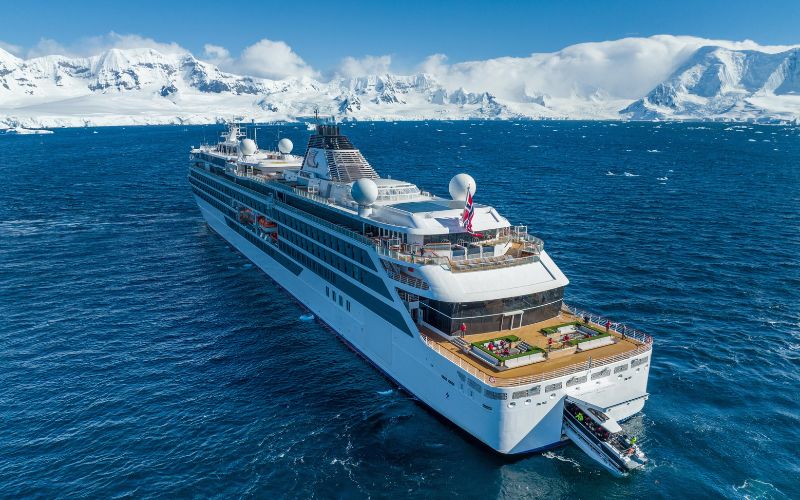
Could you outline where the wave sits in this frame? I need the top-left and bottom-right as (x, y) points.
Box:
(542, 451), (582, 469)
(623, 172), (640, 177)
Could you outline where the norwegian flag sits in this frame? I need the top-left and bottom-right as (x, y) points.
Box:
(462, 187), (475, 233)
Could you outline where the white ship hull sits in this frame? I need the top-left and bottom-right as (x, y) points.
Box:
(194, 195), (652, 454)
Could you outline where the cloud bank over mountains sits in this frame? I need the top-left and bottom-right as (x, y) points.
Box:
(0, 33), (798, 128)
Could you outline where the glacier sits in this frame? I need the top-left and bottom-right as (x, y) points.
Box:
(0, 35), (798, 128)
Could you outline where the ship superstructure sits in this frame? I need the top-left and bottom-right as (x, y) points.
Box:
(188, 123), (653, 475)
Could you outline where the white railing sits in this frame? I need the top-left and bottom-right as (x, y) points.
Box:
(449, 254), (539, 273)
(421, 333), (491, 383)
(560, 304), (651, 345)
(384, 269), (430, 290)
(230, 172), (546, 274)
(272, 200), (376, 247)
(419, 308), (653, 388)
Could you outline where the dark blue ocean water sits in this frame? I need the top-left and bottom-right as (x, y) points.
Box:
(1, 121), (798, 499)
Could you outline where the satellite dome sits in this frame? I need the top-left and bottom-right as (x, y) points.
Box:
(448, 173), (477, 200)
(240, 138), (257, 156)
(278, 138), (293, 154)
(351, 178), (379, 206)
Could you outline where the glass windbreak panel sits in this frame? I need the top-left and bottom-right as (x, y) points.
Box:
(421, 287), (564, 335)
(391, 200), (456, 213)
(423, 229), (500, 245)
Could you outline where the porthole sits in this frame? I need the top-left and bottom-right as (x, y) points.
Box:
(524, 399), (531, 405)
(550, 393), (556, 399)
(508, 402), (516, 408)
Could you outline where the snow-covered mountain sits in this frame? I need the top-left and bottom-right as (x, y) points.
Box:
(623, 46), (800, 120)
(1, 36), (799, 128)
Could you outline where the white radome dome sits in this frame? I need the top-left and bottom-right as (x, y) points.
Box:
(278, 138), (293, 154)
(448, 173), (477, 200)
(240, 138), (257, 156)
(351, 178), (379, 206)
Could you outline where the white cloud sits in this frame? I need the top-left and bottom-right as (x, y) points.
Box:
(418, 53), (448, 76)
(21, 32), (188, 59)
(337, 55), (392, 78)
(200, 39), (318, 80)
(81, 33), (188, 55)
(26, 38), (72, 58)
(202, 44), (232, 66)
(415, 35), (800, 102)
(232, 39), (318, 80)
(5, 32), (318, 81)
(0, 40), (22, 56)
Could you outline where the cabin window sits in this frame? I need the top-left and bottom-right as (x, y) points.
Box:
(545, 382), (562, 392)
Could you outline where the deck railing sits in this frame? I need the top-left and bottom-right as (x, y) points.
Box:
(382, 268), (431, 290)
(271, 200), (377, 248)
(236, 173), (545, 274)
(449, 254), (539, 273)
(419, 310), (653, 388)
(560, 304), (651, 345)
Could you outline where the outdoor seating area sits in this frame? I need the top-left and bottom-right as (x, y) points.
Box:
(541, 322), (616, 352)
(470, 335), (546, 368)
(419, 307), (648, 379)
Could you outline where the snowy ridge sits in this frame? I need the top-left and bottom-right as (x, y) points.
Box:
(1, 35), (799, 128)
(623, 46), (800, 120)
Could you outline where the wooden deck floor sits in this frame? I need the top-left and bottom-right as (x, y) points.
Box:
(419, 310), (644, 380)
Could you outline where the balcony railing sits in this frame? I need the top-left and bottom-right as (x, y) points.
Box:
(384, 268), (430, 290)
(560, 304), (651, 345)
(420, 309), (653, 388)
(271, 200), (376, 248)
(233, 173), (546, 274)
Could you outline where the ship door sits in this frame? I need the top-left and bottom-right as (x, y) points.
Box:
(502, 311), (523, 330)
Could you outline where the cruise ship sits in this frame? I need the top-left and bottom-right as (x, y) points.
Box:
(189, 123), (653, 475)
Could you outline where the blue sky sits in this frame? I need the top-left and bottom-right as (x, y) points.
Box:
(3, 0), (799, 72)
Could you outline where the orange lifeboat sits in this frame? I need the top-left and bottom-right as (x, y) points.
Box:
(257, 216), (277, 229)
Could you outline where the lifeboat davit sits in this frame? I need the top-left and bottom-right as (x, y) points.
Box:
(238, 207), (254, 225)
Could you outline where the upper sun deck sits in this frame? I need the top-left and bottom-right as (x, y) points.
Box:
(193, 122), (552, 278)
(215, 168), (550, 279)
(420, 305), (652, 388)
